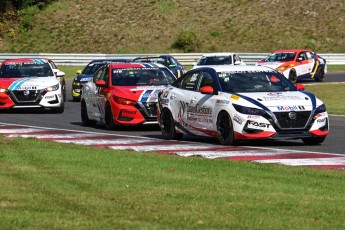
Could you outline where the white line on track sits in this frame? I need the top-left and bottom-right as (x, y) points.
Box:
(1, 122), (344, 170)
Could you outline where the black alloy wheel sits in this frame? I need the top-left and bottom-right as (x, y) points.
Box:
(216, 111), (237, 145)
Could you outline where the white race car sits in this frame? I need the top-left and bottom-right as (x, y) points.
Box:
(192, 52), (246, 69)
(0, 58), (65, 113)
(157, 65), (329, 145)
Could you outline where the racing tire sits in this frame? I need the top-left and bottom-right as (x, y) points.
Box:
(160, 109), (183, 140)
(302, 136), (326, 145)
(73, 97), (81, 102)
(216, 111), (237, 145)
(104, 103), (116, 130)
(81, 100), (96, 126)
(50, 95), (65, 113)
(288, 70), (297, 83)
(314, 67), (325, 82)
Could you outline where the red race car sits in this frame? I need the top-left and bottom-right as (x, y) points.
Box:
(81, 62), (176, 129)
(256, 49), (327, 83)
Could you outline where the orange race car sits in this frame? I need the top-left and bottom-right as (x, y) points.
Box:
(256, 49), (327, 83)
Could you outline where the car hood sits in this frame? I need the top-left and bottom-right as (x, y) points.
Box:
(257, 61), (292, 69)
(231, 91), (317, 112)
(0, 77), (59, 90)
(113, 85), (167, 102)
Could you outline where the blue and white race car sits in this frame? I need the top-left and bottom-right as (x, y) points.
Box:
(157, 65), (329, 145)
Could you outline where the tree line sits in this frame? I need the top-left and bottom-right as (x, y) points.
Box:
(0, 0), (54, 13)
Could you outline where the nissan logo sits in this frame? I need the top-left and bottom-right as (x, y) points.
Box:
(23, 90), (30, 96)
(288, 111), (297, 120)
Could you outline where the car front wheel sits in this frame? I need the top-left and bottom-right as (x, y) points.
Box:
(160, 109), (183, 140)
(104, 103), (116, 130)
(288, 70), (297, 83)
(314, 67), (325, 82)
(81, 100), (96, 126)
(216, 111), (237, 145)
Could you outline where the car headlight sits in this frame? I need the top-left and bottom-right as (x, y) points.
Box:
(46, 83), (60, 92)
(314, 104), (326, 114)
(276, 66), (288, 71)
(233, 104), (267, 116)
(0, 88), (8, 93)
(72, 81), (80, 86)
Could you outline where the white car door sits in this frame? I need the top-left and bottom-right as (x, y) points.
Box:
(189, 71), (216, 132)
(170, 71), (200, 131)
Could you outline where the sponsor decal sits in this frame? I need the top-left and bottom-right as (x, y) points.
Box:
(233, 114), (243, 125)
(277, 105), (305, 111)
(247, 121), (270, 130)
(230, 94), (240, 100)
(263, 95), (303, 101)
(122, 110), (137, 115)
(216, 100), (230, 105)
(45, 95), (55, 99)
(160, 98), (169, 105)
(163, 91), (169, 97)
(317, 118), (326, 123)
(187, 104), (212, 115)
(247, 115), (261, 119)
(80, 77), (93, 82)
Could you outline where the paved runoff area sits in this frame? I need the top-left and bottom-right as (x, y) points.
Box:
(1, 123), (345, 170)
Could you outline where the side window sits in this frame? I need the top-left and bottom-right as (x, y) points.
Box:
(305, 52), (312, 60)
(94, 67), (105, 82)
(198, 71), (215, 91)
(298, 52), (306, 60)
(172, 71), (200, 91)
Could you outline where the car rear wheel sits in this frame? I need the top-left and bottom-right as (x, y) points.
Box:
(81, 100), (96, 126)
(302, 136), (326, 145)
(314, 67), (325, 82)
(216, 111), (237, 145)
(104, 103), (116, 130)
(160, 109), (183, 140)
(288, 70), (297, 83)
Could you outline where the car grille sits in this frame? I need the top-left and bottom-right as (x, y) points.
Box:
(274, 111), (311, 129)
(10, 90), (44, 104)
(135, 102), (157, 121)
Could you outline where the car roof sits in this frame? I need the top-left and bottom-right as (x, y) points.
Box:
(194, 65), (274, 72)
(108, 62), (166, 69)
(89, 58), (132, 63)
(201, 52), (238, 57)
(272, 49), (312, 53)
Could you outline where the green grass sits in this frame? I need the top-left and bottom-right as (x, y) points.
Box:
(305, 83), (345, 115)
(1, 0), (345, 53)
(1, 136), (345, 229)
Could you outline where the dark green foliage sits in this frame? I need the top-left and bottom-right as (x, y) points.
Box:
(172, 29), (201, 52)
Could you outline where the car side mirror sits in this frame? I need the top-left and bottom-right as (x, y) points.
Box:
(234, 60), (241, 65)
(95, 79), (107, 87)
(55, 70), (65, 77)
(200, 86), (214, 94)
(76, 70), (82, 74)
(297, 57), (303, 62)
(168, 64), (177, 68)
(295, 83), (305, 91)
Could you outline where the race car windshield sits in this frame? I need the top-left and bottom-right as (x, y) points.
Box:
(218, 71), (297, 93)
(112, 68), (176, 86)
(197, 56), (232, 65)
(83, 63), (107, 75)
(265, 52), (296, 62)
(0, 63), (54, 78)
(134, 58), (169, 67)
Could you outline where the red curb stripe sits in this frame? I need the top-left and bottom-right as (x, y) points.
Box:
(227, 153), (341, 161)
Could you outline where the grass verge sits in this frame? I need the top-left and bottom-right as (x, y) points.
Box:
(1, 136), (345, 229)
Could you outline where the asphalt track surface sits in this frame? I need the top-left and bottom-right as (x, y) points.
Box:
(0, 72), (344, 157)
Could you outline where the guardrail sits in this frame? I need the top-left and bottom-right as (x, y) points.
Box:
(1, 53), (345, 66)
